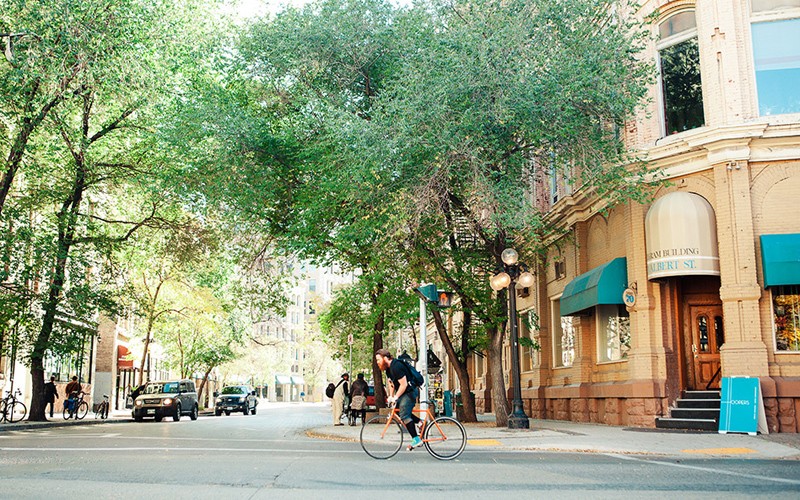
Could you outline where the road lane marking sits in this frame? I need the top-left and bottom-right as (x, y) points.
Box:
(468, 439), (502, 446)
(606, 453), (800, 485)
(0, 447), (366, 453)
(681, 447), (756, 455)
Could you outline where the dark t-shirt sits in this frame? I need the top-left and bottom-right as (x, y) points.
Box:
(388, 360), (412, 392)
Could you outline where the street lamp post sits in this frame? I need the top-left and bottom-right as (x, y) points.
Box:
(490, 248), (533, 429)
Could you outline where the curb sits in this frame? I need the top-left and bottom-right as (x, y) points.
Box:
(0, 417), (132, 432)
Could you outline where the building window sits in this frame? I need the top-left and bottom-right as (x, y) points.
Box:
(552, 299), (575, 367)
(596, 304), (631, 362)
(519, 310), (541, 371)
(751, 1), (800, 116)
(773, 285), (800, 351)
(658, 11), (705, 135)
(475, 354), (485, 378)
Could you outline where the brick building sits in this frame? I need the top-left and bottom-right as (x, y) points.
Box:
(464, 0), (800, 432)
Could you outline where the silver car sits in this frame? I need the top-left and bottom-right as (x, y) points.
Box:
(132, 380), (199, 422)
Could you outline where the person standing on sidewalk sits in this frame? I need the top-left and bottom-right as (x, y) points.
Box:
(349, 373), (368, 425)
(43, 376), (59, 419)
(332, 373), (349, 426)
(375, 349), (423, 449)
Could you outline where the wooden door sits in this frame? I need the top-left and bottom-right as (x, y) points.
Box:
(690, 305), (724, 389)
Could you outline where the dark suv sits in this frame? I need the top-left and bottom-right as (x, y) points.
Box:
(132, 380), (199, 422)
(214, 385), (258, 416)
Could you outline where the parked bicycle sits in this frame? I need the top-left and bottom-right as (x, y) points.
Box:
(0, 388), (27, 423)
(360, 401), (466, 460)
(63, 391), (89, 420)
(94, 394), (110, 420)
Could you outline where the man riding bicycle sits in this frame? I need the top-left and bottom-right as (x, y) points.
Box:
(375, 349), (423, 450)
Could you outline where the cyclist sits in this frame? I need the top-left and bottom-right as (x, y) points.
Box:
(375, 349), (423, 449)
(64, 376), (82, 415)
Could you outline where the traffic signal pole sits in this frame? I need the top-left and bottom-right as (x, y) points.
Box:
(419, 294), (428, 417)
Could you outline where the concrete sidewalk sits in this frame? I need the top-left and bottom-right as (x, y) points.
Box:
(308, 413), (800, 460)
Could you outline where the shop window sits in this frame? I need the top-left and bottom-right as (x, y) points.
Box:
(475, 354), (485, 378)
(553, 299), (575, 367)
(658, 11), (705, 135)
(597, 304), (631, 362)
(751, 1), (800, 116)
(773, 285), (800, 351)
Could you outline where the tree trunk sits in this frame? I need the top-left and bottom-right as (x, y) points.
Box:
(197, 365), (214, 410)
(487, 324), (509, 427)
(371, 309), (386, 409)
(28, 159), (85, 421)
(430, 309), (476, 422)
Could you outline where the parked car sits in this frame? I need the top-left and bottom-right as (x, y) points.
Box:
(132, 380), (198, 422)
(214, 385), (258, 416)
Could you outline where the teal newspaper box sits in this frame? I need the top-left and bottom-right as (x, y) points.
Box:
(718, 377), (762, 435)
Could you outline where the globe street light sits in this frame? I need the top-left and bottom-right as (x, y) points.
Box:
(490, 247), (532, 429)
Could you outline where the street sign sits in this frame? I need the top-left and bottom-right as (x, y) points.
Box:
(718, 377), (765, 435)
(347, 334), (353, 345)
(417, 284), (438, 303)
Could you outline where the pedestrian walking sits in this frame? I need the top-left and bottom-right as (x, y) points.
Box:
(349, 373), (368, 426)
(332, 373), (349, 426)
(43, 376), (59, 419)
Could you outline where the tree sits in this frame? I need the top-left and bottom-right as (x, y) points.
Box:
(21, 0), (227, 421)
(182, 0), (653, 426)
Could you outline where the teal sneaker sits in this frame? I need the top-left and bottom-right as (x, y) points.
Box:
(409, 436), (423, 449)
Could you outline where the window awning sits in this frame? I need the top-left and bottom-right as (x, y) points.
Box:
(560, 257), (628, 316)
(761, 234), (800, 287)
(275, 375), (291, 385)
(291, 375), (305, 385)
(644, 192), (720, 280)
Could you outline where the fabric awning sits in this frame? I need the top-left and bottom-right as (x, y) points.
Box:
(761, 234), (800, 287)
(291, 375), (305, 385)
(560, 257), (628, 316)
(275, 375), (291, 385)
(644, 192), (720, 280)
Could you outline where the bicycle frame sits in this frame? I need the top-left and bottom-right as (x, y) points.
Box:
(381, 405), (448, 445)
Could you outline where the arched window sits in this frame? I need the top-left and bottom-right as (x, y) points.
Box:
(751, 0), (800, 115)
(657, 11), (705, 135)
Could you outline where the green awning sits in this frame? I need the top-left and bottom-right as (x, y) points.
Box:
(291, 375), (305, 385)
(275, 375), (291, 385)
(761, 234), (800, 287)
(560, 257), (628, 316)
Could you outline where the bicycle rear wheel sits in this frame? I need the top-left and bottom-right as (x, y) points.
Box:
(423, 416), (467, 460)
(360, 415), (403, 459)
(7, 401), (27, 423)
(94, 402), (106, 419)
(75, 401), (89, 420)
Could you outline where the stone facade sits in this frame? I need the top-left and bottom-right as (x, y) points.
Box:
(461, 0), (800, 432)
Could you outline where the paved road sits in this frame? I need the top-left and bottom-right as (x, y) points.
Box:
(1, 403), (799, 499)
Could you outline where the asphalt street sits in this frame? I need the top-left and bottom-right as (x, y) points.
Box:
(1, 402), (799, 499)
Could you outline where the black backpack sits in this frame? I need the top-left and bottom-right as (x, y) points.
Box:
(325, 382), (336, 398)
(400, 358), (425, 388)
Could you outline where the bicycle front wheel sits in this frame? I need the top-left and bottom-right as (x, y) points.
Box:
(75, 401), (89, 420)
(360, 415), (404, 459)
(423, 416), (467, 460)
(7, 401), (27, 423)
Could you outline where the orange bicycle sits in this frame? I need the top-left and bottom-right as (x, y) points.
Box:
(360, 401), (466, 460)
